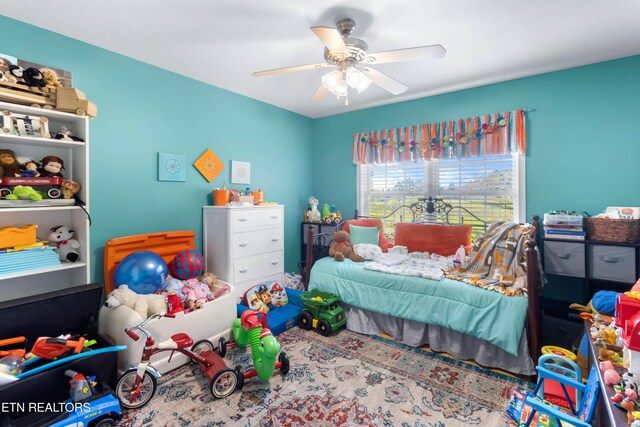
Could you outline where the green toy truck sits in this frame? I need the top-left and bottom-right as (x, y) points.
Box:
(299, 289), (346, 336)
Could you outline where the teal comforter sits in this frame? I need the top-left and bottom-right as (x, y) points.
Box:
(309, 257), (528, 356)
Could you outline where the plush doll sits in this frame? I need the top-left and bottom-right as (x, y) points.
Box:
(0, 57), (17, 83)
(61, 179), (80, 199)
(19, 160), (40, 178)
(22, 67), (46, 89)
(104, 285), (167, 321)
(160, 274), (188, 301)
(39, 155), (65, 178)
(54, 126), (84, 142)
(183, 272), (230, 310)
(306, 196), (321, 222)
(329, 230), (365, 262)
(41, 69), (62, 88)
(0, 149), (20, 178)
(200, 272), (230, 299)
(48, 225), (80, 262)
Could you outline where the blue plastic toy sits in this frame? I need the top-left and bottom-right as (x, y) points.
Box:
(115, 250), (168, 294)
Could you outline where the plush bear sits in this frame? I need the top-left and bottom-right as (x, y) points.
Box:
(22, 67), (46, 89)
(104, 284), (168, 321)
(41, 69), (62, 88)
(60, 179), (80, 199)
(48, 225), (81, 262)
(8, 65), (26, 84)
(329, 230), (365, 262)
(0, 149), (20, 178)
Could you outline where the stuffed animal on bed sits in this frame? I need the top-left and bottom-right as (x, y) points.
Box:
(329, 230), (365, 262)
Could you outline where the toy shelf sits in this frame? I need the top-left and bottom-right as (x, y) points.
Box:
(0, 262), (87, 281)
(0, 133), (85, 148)
(0, 205), (83, 213)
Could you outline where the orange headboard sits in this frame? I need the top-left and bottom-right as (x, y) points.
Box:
(103, 230), (196, 293)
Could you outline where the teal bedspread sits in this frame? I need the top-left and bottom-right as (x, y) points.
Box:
(309, 257), (528, 356)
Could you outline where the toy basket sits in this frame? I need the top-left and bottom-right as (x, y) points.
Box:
(584, 217), (640, 243)
(230, 195), (254, 204)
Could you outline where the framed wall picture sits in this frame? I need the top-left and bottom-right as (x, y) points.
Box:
(193, 148), (224, 182)
(231, 160), (251, 184)
(10, 113), (50, 138)
(158, 152), (187, 182)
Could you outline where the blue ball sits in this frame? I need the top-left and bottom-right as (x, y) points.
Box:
(115, 251), (168, 294)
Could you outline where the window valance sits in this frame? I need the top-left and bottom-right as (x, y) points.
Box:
(352, 109), (526, 165)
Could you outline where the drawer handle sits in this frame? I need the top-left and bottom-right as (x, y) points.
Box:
(239, 268), (248, 273)
(603, 256), (622, 263)
(238, 218), (248, 222)
(556, 253), (572, 260)
(270, 215), (278, 219)
(271, 238), (279, 242)
(238, 243), (248, 247)
(270, 260), (279, 265)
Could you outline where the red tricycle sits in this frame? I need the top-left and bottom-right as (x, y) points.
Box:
(115, 312), (237, 409)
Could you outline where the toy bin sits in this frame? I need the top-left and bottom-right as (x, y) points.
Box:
(0, 283), (119, 421)
(99, 280), (236, 375)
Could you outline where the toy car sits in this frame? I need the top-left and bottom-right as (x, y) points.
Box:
(324, 211), (342, 224)
(0, 176), (63, 199)
(298, 289), (346, 336)
(0, 373), (121, 427)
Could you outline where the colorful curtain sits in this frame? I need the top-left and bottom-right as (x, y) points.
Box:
(352, 109), (527, 165)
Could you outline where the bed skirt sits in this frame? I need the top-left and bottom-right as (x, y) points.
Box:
(343, 304), (536, 376)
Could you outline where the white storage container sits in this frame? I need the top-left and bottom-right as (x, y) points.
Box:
(543, 214), (584, 226)
(98, 281), (236, 374)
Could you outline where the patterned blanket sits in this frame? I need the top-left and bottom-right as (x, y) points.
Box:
(446, 221), (535, 296)
(364, 253), (449, 280)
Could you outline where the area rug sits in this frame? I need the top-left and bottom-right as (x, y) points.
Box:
(118, 328), (529, 426)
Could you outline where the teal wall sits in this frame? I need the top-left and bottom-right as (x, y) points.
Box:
(0, 16), (314, 282)
(312, 55), (640, 302)
(312, 55), (640, 219)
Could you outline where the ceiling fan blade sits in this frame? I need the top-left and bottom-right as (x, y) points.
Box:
(310, 26), (349, 56)
(253, 63), (333, 77)
(361, 67), (408, 95)
(363, 45), (446, 65)
(310, 85), (329, 102)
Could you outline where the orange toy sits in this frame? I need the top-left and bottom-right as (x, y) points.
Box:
(0, 336), (26, 358)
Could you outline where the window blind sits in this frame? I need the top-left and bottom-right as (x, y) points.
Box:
(357, 154), (525, 237)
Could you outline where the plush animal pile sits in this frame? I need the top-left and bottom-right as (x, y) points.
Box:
(105, 271), (231, 320)
(329, 230), (364, 262)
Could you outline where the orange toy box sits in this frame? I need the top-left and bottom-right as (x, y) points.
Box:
(0, 225), (37, 250)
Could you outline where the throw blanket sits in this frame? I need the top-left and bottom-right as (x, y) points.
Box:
(365, 254), (445, 280)
(446, 221), (534, 296)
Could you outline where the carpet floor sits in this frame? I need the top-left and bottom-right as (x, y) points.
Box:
(118, 328), (529, 426)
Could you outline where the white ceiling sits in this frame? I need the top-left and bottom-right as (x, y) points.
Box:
(2, 1), (640, 118)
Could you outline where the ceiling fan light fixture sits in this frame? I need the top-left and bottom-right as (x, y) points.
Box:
(322, 70), (349, 97)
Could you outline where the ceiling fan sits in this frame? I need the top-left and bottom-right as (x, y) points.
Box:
(253, 18), (446, 105)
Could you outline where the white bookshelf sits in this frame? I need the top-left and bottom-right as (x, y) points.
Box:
(0, 101), (90, 301)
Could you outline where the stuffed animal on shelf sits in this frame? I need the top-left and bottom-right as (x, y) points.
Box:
(0, 58), (16, 83)
(61, 180), (80, 199)
(22, 67), (46, 90)
(48, 225), (80, 262)
(8, 65), (26, 85)
(305, 196), (321, 222)
(54, 126), (84, 142)
(0, 149), (20, 178)
(41, 69), (62, 88)
(19, 160), (40, 178)
(39, 155), (65, 178)
(329, 230), (365, 262)
(104, 284), (167, 321)
(4, 186), (42, 201)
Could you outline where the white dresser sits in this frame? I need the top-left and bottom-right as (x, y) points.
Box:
(203, 205), (285, 301)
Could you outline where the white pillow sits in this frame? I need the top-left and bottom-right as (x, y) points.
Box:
(353, 243), (383, 261)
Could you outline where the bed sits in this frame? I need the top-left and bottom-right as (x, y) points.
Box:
(303, 197), (541, 376)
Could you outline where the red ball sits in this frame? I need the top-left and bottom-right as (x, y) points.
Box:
(168, 249), (204, 280)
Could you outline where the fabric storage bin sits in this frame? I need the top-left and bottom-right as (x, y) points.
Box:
(543, 241), (585, 277)
(589, 244), (637, 283)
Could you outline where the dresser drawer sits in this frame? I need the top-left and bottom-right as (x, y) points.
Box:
(589, 245), (636, 283)
(233, 251), (283, 282)
(543, 241), (585, 278)
(230, 208), (282, 231)
(232, 228), (283, 259)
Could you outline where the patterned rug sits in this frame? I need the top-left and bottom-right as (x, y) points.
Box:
(118, 328), (529, 426)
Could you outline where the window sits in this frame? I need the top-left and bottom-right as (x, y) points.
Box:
(357, 154), (525, 237)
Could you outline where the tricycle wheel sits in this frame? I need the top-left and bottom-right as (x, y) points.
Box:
(116, 369), (157, 409)
(235, 365), (245, 390)
(191, 339), (215, 356)
(209, 368), (237, 399)
(318, 319), (332, 337)
(279, 351), (290, 375)
(217, 336), (227, 357)
(93, 417), (116, 427)
(299, 310), (313, 330)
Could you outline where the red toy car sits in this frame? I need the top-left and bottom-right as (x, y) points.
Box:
(0, 176), (63, 199)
